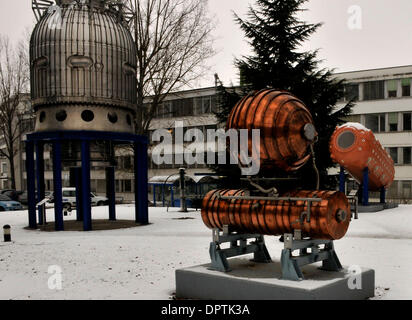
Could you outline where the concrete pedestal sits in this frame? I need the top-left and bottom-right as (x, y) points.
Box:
(176, 258), (375, 300)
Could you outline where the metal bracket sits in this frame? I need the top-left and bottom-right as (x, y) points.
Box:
(281, 233), (342, 281)
(208, 226), (272, 272)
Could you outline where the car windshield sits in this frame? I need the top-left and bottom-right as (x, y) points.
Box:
(0, 194), (12, 201)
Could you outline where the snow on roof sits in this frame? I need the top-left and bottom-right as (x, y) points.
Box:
(338, 122), (371, 131)
(149, 174), (217, 184)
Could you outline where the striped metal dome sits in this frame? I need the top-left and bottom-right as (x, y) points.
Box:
(30, 1), (137, 132)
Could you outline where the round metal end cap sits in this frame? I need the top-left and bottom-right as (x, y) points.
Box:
(303, 123), (317, 141)
(336, 209), (348, 223)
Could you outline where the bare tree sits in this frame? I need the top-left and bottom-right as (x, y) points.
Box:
(124, 0), (215, 135)
(0, 35), (30, 190)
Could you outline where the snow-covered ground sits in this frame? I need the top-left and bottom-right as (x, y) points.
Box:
(0, 204), (411, 300)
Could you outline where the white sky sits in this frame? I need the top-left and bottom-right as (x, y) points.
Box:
(1, 0), (412, 87)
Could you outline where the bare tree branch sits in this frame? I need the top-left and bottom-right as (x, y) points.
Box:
(125, 0), (216, 135)
(0, 34), (30, 189)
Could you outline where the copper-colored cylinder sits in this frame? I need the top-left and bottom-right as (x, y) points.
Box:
(201, 189), (351, 240)
(330, 123), (395, 191)
(227, 89), (317, 172)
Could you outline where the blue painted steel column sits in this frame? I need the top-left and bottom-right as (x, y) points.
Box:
(36, 142), (45, 225)
(52, 141), (64, 231)
(339, 166), (346, 193)
(162, 185), (165, 207)
(380, 186), (386, 204)
(26, 141), (37, 229)
(362, 167), (369, 206)
(170, 186), (174, 207)
(134, 141), (148, 224)
(153, 185), (156, 207)
(74, 167), (83, 221)
(81, 141), (92, 231)
(106, 166), (116, 221)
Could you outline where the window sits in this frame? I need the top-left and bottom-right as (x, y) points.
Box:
(404, 147), (412, 165)
(387, 80), (398, 98)
(365, 114), (385, 132)
(1, 163), (7, 174)
(193, 97), (203, 114)
(388, 113), (398, 132)
(402, 181), (412, 199)
(202, 96), (211, 113)
(344, 83), (359, 101)
(402, 79), (411, 97)
(403, 113), (412, 131)
(363, 81), (384, 100)
(124, 180), (132, 192)
(389, 148), (398, 164)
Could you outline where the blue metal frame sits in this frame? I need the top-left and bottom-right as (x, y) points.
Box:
(339, 166), (345, 193)
(362, 167), (369, 206)
(26, 141), (37, 229)
(74, 167), (83, 222)
(106, 166), (116, 221)
(35, 142), (45, 225)
(25, 130), (149, 231)
(52, 141), (64, 231)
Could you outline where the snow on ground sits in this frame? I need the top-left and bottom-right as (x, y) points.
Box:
(0, 204), (411, 300)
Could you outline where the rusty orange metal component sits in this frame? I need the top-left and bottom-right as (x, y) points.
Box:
(201, 189), (351, 240)
(226, 89), (317, 172)
(330, 123), (395, 191)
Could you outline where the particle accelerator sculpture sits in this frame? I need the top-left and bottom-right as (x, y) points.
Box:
(201, 89), (354, 281)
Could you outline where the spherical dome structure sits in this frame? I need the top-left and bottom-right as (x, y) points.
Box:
(30, 0), (137, 133)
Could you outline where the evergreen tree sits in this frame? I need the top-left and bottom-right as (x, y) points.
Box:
(213, 0), (353, 190)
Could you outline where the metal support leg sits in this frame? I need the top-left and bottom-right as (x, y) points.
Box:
(36, 142), (45, 225)
(52, 141), (64, 231)
(380, 186), (386, 204)
(362, 167), (369, 206)
(281, 234), (342, 281)
(153, 185), (156, 207)
(106, 166), (116, 221)
(208, 229), (271, 272)
(319, 242), (343, 272)
(26, 141), (37, 229)
(74, 167), (83, 221)
(81, 141), (92, 231)
(134, 141), (148, 224)
(339, 166), (345, 193)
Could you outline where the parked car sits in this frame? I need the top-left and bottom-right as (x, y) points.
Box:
(0, 190), (23, 201)
(0, 194), (23, 211)
(49, 187), (108, 208)
(18, 191), (52, 205)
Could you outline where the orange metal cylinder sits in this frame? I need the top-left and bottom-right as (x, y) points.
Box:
(226, 89), (317, 172)
(330, 123), (395, 191)
(201, 189), (351, 240)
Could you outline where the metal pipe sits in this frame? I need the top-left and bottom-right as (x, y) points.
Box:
(217, 195), (323, 202)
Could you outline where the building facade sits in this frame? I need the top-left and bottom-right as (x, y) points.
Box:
(335, 65), (412, 201)
(5, 66), (412, 201)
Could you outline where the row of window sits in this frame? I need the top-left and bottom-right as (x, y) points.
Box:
(148, 95), (218, 119)
(340, 78), (412, 102)
(387, 147), (412, 165)
(364, 112), (412, 133)
(22, 179), (134, 194)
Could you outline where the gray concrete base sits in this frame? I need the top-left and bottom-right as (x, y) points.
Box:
(354, 203), (399, 213)
(176, 259), (375, 300)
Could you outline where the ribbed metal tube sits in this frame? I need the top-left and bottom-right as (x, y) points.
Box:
(227, 89), (317, 172)
(201, 189), (351, 240)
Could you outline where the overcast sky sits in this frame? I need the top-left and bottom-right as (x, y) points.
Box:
(1, 0), (412, 88)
